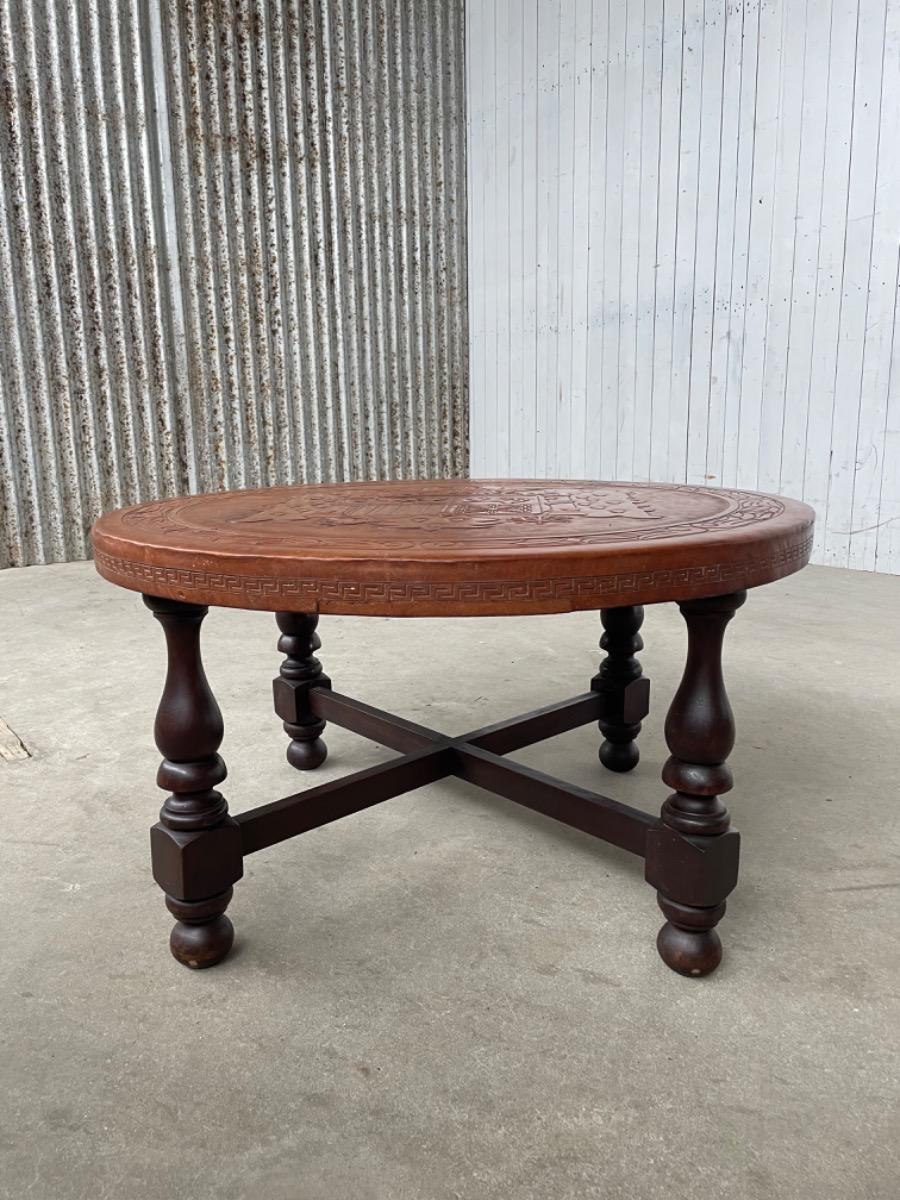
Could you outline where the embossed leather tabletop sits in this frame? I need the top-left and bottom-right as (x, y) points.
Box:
(92, 479), (815, 616)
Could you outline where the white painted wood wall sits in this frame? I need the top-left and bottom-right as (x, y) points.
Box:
(466, 0), (900, 572)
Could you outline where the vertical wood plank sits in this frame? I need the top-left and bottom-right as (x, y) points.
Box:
(521, 0), (540, 476)
(705, 0), (746, 489)
(633, 0), (665, 483)
(824, 0), (887, 565)
(854, 0), (900, 569)
(616, 0), (643, 482)
(495, 0), (512, 476)
(686, 0), (727, 487)
(720, 0), (760, 489)
(585, 0), (610, 477)
(567, 0), (594, 479)
(735, 0), (782, 491)
(535, 0), (561, 478)
(554, 0), (578, 476)
(668, 0), (705, 485)
(649, 0), (684, 484)
(802, 0), (859, 561)
(780, 0), (832, 502)
(757, 0), (807, 494)
(599, 0), (625, 480)
(505, 0), (525, 478)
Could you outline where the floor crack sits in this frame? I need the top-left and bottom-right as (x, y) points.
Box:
(0, 716), (31, 762)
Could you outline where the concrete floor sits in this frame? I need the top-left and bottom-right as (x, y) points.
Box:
(1, 561), (898, 1199)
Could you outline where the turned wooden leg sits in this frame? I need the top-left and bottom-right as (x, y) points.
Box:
(273, 612), (332, 770)
(591, 605), (650, 772)
(645, 591), (745, 977)
(143, 596), (242, 969)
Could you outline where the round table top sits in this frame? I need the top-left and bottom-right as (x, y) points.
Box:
(92, 479), (815, 617)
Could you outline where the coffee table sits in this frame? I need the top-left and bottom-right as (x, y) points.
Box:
(93, 479), (814, 977)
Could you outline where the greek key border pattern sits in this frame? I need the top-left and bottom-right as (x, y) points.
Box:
(95, 534), (813, 606)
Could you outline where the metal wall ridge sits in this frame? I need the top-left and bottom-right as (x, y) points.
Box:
(0, 0), (468, 568)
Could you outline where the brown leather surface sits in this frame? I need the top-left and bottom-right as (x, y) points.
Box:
(92, 479), (815, 615)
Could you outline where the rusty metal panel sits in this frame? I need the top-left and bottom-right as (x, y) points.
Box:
(0, 0), (468, 567)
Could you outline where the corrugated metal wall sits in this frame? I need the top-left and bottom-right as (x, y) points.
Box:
(0, 0), (468, 568)
(467, 0), (900, 573)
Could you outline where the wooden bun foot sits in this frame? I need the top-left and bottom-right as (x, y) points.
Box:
(599, 731), (640, 772)
(656, 896), (726, 977)
(656, 921), (722, 977)
(286, 734), (328, 770)
(166, 891), (235, 969)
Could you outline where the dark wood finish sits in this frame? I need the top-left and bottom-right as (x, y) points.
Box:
(237, 747), (457, 854)
(92, 481), (814, 979)
(310, 688), (605, 756)
(143, 596), (242, 969)
(645, 591), (746, 977)
(464, 692), (603, 754)
(592, 605), (650, 772)
(273, 612), (331, 769)
(454, 745), (655, 856)
(235, 697), (656, 859)
(93, 479), (815, 615)
(309, 689), (442, 752)
(138, 602), (748, 977)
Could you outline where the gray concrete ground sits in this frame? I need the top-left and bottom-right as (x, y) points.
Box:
(1, 560), (898, 1200)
